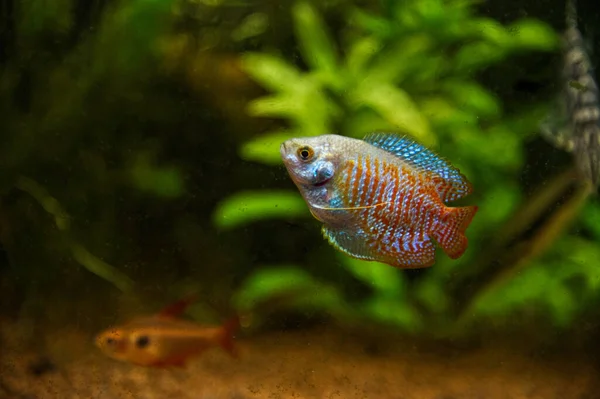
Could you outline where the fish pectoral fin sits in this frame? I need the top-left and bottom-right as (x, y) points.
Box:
(321, 226), (376, 261)
(309, 207), (324, 222)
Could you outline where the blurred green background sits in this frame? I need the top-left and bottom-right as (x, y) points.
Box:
(1, 0), (599, 347)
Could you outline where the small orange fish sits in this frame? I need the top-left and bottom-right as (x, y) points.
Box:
(94, 295), (240, 368)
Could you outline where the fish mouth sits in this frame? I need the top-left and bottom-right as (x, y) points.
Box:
(280, 141), (290, 158)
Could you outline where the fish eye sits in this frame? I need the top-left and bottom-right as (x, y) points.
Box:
(106, 337), (115, 345)
(135, 335), (150, 349)
(297, 146), (314, 162)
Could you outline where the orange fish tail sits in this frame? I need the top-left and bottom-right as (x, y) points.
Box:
(432, 205), (478, 259)
(218, 315), (241, 358)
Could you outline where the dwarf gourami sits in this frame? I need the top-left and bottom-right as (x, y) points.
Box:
(280, 132), (478, 269)
(94, 295), (240, 368)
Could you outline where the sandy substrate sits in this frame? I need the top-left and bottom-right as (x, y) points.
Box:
(1, 321), (599, 399)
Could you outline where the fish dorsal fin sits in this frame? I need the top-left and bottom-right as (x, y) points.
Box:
(363, 132), (473, 202)
(156, 294), (199, 319)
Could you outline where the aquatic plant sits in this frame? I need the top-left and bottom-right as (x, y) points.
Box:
(212, 0), (600, 334)
(0, 0), (182, 293)
(3, 0), (600, 341)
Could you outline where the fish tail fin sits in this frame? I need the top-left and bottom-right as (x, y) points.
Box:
(432, 205), (478, 259)
(218, 315), (241, 358)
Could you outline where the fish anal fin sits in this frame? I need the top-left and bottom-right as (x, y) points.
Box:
(324, 225), (438, 269)
(157, 294), (199, 319)
(149, 358), (188, 369)
(363, 132), (472, 202)
(383, 230), (437, 268)
(322, 226), (377, 261)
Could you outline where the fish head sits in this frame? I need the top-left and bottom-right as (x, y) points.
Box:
(94, 322), (165, 366)
(94, 326), (131, 361)
(280, 135), (342, 188)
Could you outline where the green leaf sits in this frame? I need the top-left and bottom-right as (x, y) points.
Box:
(406, 54), (447, 87)
(349, 8), (392, 38)
(341, 109), (398, 139)
(16, 176), (70, 231)
(363, 34), (433, 86)
(415, 278), (449, 313)
(557, 237), (600, 291)
(580, 202), (600, 243)
(240, 53), (303, 93)
(419, 96), (480, 133)
(245, 73), (339, 136)
(457, 125), (523, 170)
(239, 131), (295, 165)
(234, 266), (321, 306)
(442, 80), (501, 119)
(233, 265), (348, 316)
(469, 234), (600, 327)
(453, 42), (506, 73)
(70, 242), (134, 293)
(467, 18), (512, 47)
(506, 19), (560, 52)
(231, 12), (269, 42)
(129, 153), (184, 198)
(292, 2), (339, 78)
(471, 267), (549, 316)
(130, 166), (184, 198)
(212, 190), (310, 230)
(505, 105), (557, 139)
(247, 94), (303, 118)
(410, 0), (473, 35)
(476, 185), (521, 227)
(340, 256), (404, 297)
(361, 296), (421, 331)
(93, 0), (176, 76)
(345, 37), (382, 78)
(15, 176), (134, 292)
(352, 83), (435, 146)
(546, 286), (576, 327)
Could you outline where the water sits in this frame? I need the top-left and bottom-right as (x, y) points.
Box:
(0, 0), (599, 398)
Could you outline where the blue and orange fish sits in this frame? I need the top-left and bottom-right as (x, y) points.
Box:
(280, 132), (478, 268)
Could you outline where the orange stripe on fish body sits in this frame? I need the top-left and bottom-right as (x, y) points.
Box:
(322, 133), (477, 268)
